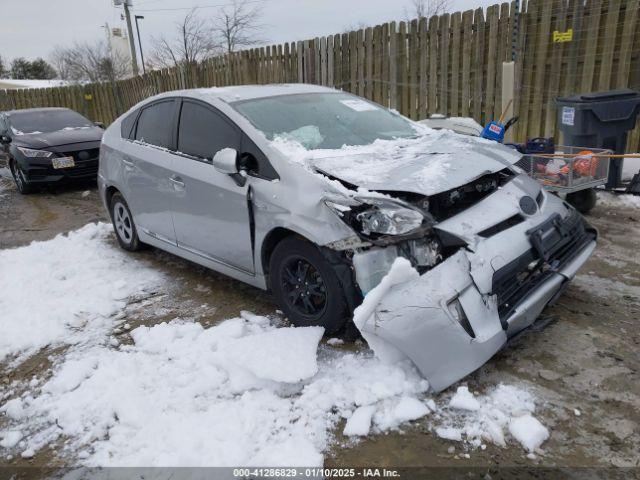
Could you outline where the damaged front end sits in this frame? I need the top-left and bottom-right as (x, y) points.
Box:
(324, 171), (597, 392)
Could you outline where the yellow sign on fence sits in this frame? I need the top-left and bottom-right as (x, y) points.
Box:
(553, 29), (573, 43)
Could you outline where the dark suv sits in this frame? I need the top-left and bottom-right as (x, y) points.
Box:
(0, 108), (104, 193)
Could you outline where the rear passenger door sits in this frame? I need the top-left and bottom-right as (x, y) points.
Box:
(123, 99), (179, 245)
(171, 99), (255, 273)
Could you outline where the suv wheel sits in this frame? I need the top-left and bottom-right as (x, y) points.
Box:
(269, 237), (349, 334)
(10, 160), (34, 194)
(110, 192), (142, 251)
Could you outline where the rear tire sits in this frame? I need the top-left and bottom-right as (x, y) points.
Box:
(566, 188), (597, 214)
(269, 237), (349, 334)
(10, 159), (34, 194)
(109, 192), (142, 251)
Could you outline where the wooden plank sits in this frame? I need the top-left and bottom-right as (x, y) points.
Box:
(460, 10), (472, 118)
(450, 12), (461, 116)
(341, 33), (350, 91)
(544, 0), (568, 138)
(389, 22), (398, 108)
(493, 2), (510, 119)
(408, 19), (419, 119)
(397, 21), (409, 116)
(349, 30), (358, 93)
(333, 34), (341, 88)
(373, 25), (383, 103)
(327, 35), (334, 87)
(517, 0), (535, 141)
(598, 0), (621, 90)
(580, 0), (602, 92)
(485, 6), (499, 123)
(418, 17), (428, 119)
(357, 29), (365, 97)
(320, 37), (327, 86)
(296, 41), (304, 83)
(472, 8), (485, 122)
(529, 0), (553, 138)
(381, 23), (390, 107)
(277, 44), (284, 83)
(439, 14), (450, 115)
(428, 15), (438, 115)
(365, 27), (374, 101)
(616, 0), (639, 88)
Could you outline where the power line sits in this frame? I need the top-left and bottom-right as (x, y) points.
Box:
(135, 0), (269, 13)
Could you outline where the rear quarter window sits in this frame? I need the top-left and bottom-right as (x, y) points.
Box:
(120, 110), (138, 139)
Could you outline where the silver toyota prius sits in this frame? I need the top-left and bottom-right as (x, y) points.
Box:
(98, 84), (596, 391)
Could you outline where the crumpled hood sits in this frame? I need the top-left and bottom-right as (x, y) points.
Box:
(308, 131), (522, 196)
(12, 127), (103, 149)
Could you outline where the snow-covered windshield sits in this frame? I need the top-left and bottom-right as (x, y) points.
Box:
(231, 93), (417, 150)
(9, 109), (93, 135)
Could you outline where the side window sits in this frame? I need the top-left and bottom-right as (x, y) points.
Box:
(121, 110), (138, 140)
(177, 101), (240, 160)
(134, 100), (175, 149)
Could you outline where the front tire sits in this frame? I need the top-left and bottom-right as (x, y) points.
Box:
(10, 160), (34, 194)
(269, 237), (350, 334)
(109, 192), (142, 251)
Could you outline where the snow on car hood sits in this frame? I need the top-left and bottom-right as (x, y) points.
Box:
(271, 129), (522, 196)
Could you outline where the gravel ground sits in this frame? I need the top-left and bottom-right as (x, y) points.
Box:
(1, 170), (639, 475)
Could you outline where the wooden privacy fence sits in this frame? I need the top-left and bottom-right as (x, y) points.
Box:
(1, 0), (639, 150)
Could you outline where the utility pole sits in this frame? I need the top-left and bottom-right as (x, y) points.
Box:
(135, 15), (146, 75)
(120, 0), (139, 76)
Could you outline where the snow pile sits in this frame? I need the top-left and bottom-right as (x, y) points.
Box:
(596, 191), (640, 209)
(269, 127), (519, 197)
(0, 224), (551, 466)
(435, 384), (549, 453)
(0, 223), (163, 362)
(1, 315), (429, 466)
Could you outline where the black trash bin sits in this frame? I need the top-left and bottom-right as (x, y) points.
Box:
(556, 89), (640, 189)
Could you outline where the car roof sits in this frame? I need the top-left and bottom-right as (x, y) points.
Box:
(2, 107), (73, 116)
(152, 83), (339, 104)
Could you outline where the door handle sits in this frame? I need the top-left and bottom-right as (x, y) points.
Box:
(122, 157), (134, 168)
(170, 175), (185, 189)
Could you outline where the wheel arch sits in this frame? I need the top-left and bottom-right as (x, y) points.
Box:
(261, 227), (306, 277)
(105, 185), (121, 208)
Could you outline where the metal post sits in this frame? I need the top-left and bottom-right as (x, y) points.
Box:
(135, 15), (146, 75)
(123, 1), (139, 76)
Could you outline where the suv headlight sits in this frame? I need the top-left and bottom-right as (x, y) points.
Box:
(325, 194), (428, 237)
(17, 147), (53, 158)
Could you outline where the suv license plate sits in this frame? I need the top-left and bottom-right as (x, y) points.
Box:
(52, 156), (75, 169)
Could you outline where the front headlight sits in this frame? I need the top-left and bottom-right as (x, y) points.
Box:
(324, 194), (427, 237)
(356, 205), (423, 235)
(17, 147), (53, 158)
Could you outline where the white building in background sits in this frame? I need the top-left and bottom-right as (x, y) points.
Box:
(105, 24), (133, 77)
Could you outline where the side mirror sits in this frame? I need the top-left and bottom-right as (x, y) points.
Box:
(94, 121), (105, 129)
(212, 148), (239, 174)
(0, 135), (11, 145)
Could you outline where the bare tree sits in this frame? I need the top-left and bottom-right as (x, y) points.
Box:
(212, 0), (264, 54)
(404, 0), (451, 21)
(51, 40), (130, 83)
(150, 8), (220, 69)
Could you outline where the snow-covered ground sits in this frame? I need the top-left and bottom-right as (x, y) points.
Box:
(0, 223), (550, 466)
(597, 191), (640, 209)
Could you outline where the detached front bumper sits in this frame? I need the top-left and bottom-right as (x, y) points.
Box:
(354, 186), (596, 391)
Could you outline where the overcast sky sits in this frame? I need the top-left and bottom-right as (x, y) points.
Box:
(1, 0), (497, 65)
